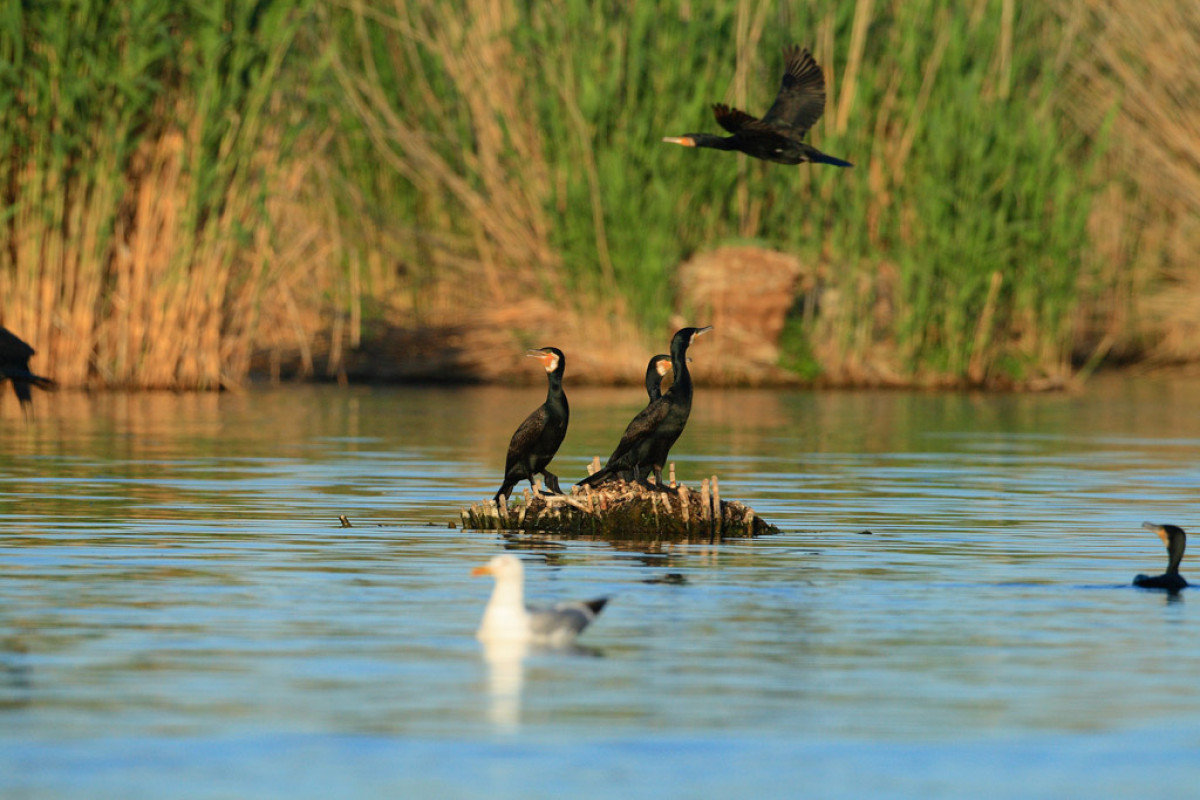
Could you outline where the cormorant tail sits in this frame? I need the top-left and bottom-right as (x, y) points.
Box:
(811, 152), (853, 168)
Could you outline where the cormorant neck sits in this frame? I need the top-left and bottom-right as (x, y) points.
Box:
(670, 343), (693, 396)
(1167, 540), (1185, 575)
(545, 367), (566, 410)
(645, 373), (662, 401)
(689, 133), (740, 151)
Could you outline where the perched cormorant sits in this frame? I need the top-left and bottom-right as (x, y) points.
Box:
(1133, 521), (1188, 591)
(645, 354), (673, 402)
(0, 326), (55, 410)
(662, 45), (852, 167)
(494, 347), (569, 504)
(472, 554), (608, 645)
(578, 327), (711, 489)
(599, 354), (675, 482)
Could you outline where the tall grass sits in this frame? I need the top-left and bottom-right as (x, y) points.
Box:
(0, 0), (333, 388)
(6, 1), (1183, 388)
(1052, 0), (1200, 368)
(327, 0), (1104, 386)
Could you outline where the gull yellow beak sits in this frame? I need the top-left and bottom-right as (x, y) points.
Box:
(471, 565), (492, 577)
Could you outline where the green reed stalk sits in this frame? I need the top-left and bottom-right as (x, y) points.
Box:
(1, 0), (324, 389)
(4, 0), (1134, 388)
(326, 0), (1102, 385)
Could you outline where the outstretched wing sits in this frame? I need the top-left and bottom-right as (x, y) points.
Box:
(712, 103), (759, 134)
(759, 45), (827, 135)
(0, 327), (36, 362)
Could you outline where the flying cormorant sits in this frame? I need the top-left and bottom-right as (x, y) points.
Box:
(0, 326), (55, 411)
(662, 44), (852, 167)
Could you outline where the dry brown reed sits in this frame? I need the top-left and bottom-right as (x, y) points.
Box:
(329, 0), (563, 308)
(11, 1), (1199, 391)
(1, 3), (349, 391)
(1, 120), (346, 390)
(1055, 0), (1200, 366)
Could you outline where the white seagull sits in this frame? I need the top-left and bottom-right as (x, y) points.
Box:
(471, 554), (608, 645)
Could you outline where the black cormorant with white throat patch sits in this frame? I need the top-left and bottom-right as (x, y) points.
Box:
(1134, 521), (1188, 591)
(494, 347), (568, 504)
(578, 327), (711, 490)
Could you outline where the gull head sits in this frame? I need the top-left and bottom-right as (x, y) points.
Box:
(472, 554), (525, 582)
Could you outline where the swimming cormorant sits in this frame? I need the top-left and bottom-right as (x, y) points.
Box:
(662, 44), (852, 167)
(578, 327), (711, 489)
(1133, 521), (1188, 591)
(0, 326), (55, 410)
(494, 347), (569, 504)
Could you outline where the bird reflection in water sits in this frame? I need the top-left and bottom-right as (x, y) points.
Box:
(480, 638), (529, 732)
(472, 554), (608, 731)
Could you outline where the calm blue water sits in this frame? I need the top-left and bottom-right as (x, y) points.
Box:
(2, 378), (1199, 798)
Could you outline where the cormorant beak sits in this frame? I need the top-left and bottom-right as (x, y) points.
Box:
(1143, 521), (1170, 547)
(471, 565), (493, 577)
(526, 349), (558, 371)
(691, 326), (713, 344)
(662, 136), (696, 147)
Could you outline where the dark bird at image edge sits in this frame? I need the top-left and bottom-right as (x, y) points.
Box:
(0, 326), (56, 410)
(1134, 521), (1188, 591)
(662, 44), (852, 167)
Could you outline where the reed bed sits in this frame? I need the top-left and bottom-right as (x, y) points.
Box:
(4, 1), (1196, 389)
(1052, 0), (1200, 368)
(0, 0), (348, 389)
(326, 0), (1115, 386)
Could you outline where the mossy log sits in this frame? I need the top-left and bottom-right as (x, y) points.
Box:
(460, 475), (779, 541)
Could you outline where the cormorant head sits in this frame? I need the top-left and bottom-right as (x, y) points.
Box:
(671, 326), (713, 349)
(1143, 521), (1187, 573)
(652, 355), (673, 377)
(662, 134), (735, 151)
(1144, 521), (1186, 553)
(661, 135), (698, 147)
(526, 347), (564, 374)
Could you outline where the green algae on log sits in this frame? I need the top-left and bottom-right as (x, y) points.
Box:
(460, 476), (778, 541)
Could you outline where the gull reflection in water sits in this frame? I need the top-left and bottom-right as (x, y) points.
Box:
(480, 641), (605, 732)
(481, 638), (530, 732)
